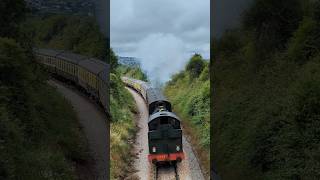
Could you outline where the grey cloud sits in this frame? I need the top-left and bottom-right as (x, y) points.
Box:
(111, 0), (210, 83)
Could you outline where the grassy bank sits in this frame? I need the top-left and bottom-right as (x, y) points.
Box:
(110, 63), (149, 178)
(117, 65), (148, 82)
(164, 54), (210, 176)
(213, 0), (320, 179)
(109, 71), (138, 179)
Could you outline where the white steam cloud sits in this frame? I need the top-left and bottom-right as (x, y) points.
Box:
(111, 0), (210, 85)
(134, 33), (190, 85)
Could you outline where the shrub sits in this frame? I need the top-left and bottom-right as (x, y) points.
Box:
(186, 54), (205, 78)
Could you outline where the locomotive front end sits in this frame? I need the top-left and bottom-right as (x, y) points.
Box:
(147, 112), (185, 164)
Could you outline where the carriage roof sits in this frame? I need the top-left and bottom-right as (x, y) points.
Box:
(78, 58), (108, 75)
(148, 111), (180, 123)
(35, 48), (64, 57)
(56, 51), (88, 64)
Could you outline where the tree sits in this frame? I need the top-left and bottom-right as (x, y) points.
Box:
(0, 0), (26, 38)
(243, 0), (303, 51)
(186, 54), (205, 78)
(109, 48), (118, 70)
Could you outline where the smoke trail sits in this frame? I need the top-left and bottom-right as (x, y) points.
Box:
(134, 33), (190, 86)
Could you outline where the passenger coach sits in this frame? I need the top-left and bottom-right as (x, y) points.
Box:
(34, 48), (109, 112)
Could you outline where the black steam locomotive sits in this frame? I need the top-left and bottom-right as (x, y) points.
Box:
(122, 77), (184, 164)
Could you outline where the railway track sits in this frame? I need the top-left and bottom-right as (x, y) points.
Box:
(151, 162), (180, 180)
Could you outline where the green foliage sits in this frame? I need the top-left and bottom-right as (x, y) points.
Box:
(26, 14), (134, 179)
(213, 0), (320, 179)
(186, 54), (206, 78)
(117, 65), (148, 81)
(0, 0), (26, 38)
(0, 38), (88, 179)
(286, 17), (320, 64)
(108, 53), (137, 179)
(314, 0), (320, 22)
(109, 48), (119, 71)
(109, 71), (137, 179)
(165, 56), (210, 151)
(23, 15), (110, 62)
(165, 56), (210, 175)
(243, 0), (303, 51)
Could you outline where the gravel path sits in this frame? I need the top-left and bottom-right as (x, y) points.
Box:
(50, 80), (109, 180)
(127, 88), (151, 180)
(127, 88), (206, 180)
(157, 165), (176, 180)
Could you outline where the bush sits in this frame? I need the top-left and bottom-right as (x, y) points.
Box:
(213, 1), (320, 179)
(165, 55), (210, 175)
(117, 65), (148, 81)
(23, 15), (109, 62)
(0, 0), (26, 38)
(0, 38), (88, 179)
(186, 54), (206, 78)
(110, 62), (138, 179)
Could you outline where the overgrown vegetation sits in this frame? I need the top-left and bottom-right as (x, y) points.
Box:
(117, 65), (148, 81)
(109, 49), (138, 179)
(25, 13), (137, 179)
(0, 1), (89, 178)
(213, 0), (320, 179)
(164, 54), (210, 176)
(109, 71), (137, 179)
(1, 1), (136, 178)
(24, 15), (108, 61)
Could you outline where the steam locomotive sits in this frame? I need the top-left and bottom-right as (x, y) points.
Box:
(122, 77), (185, 163)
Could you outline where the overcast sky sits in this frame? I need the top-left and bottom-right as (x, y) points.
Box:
(111, 0), (210, 83)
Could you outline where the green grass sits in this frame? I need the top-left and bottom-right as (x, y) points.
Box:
(109, 72), (137, 179)
(109, 64), (149, 179)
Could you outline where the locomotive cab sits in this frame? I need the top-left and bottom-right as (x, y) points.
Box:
(148, 114), (181, 131)
(148, 112), (184, 163)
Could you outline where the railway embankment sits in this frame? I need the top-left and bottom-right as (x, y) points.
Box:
(49, 80), (108, 179)
(0, 38), (92, 179)
(109, 72), (138, 179)
(164, 54), (210, 178)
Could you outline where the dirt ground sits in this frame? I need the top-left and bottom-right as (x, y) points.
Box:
(126, 88), (206, 180)
(50, 80), (109, 180)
